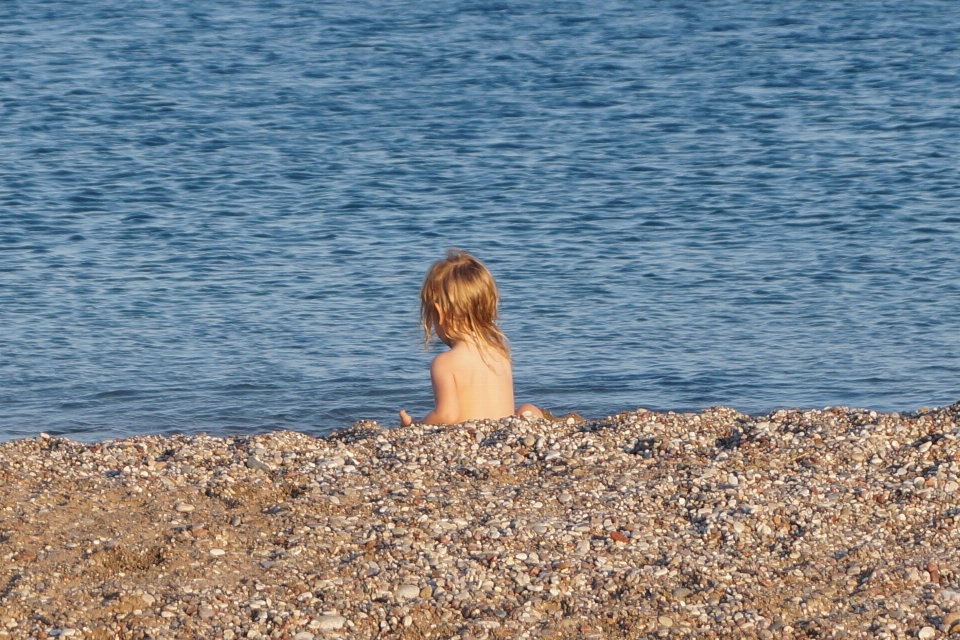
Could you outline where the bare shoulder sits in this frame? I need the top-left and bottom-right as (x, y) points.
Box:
(430, 350), (457, 375)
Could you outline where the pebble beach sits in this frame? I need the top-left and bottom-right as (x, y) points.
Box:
(2, 403), (959, 640)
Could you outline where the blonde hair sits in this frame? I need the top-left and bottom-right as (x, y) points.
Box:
(420, 249), (510, 359)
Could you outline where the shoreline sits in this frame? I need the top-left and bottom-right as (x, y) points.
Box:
(1, 403), (958, 639)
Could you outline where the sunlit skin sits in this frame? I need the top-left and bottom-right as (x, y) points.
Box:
(399, 306), (543, 427)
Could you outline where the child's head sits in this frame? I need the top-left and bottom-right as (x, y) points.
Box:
(420, 249), (510, 358)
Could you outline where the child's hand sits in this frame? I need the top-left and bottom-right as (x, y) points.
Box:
(399, 409), (413, 428)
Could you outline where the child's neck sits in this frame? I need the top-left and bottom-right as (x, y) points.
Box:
(446, 336), (482, 352)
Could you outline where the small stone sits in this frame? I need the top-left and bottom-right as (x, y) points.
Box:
(419, 586), (433, 598)
(314, 615), (346, 631)
(727, 473), (739, 487)
(610, 531), (629, 544)
(918, 627), (935, 639)
(293, 632), (315, 640)
(174, 503), (194, 513)
(395, 584), (420, 600)
(658, 616), (673, 628)
(317, 457), (344, 469)
(209, 548), (226, 556)
(944, 481), (959, 494)
(199, 607), (215, 619)
(246, 456), (271, 471)
(942, 589), (960, 603)
(672, 587), (692, 599)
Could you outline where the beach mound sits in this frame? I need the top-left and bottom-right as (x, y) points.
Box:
(1, 404), (959, 639)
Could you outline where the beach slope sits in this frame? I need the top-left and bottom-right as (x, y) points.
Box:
(1, 404), (959, 639)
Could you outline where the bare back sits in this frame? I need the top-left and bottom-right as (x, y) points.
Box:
(435, 341), (514, 422)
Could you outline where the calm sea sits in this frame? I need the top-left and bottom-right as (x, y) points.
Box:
(2, 1), (959, 441)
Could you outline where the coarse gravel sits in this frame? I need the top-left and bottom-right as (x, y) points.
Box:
(2, 403), (960, 639)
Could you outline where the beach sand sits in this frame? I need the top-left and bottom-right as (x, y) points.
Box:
(1, 404), (959, 639)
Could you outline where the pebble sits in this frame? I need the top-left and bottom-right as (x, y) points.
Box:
(395, 584), (421, 600)
(918, 627), (936, 639)
(658, 616), (673, 628)
(293, 633), (315, 640)
(314, 615), (346, 631)
(246, 455), (271, 471)
(209, 548), (226, 556)
(174, 503), (194, 512)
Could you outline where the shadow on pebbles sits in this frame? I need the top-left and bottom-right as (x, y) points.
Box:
(2, 403), (960, 639)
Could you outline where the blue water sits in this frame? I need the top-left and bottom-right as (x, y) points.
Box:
(2, 1), (959, 442)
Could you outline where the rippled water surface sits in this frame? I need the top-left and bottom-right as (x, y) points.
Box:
(2, 1), (959, 441)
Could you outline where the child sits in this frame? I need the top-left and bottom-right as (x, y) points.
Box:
(399, 249), (543, 427)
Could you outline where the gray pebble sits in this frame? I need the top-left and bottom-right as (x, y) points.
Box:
(246, 456), (271, 471)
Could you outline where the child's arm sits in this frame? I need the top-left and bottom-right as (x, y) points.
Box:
(399, 354), (460, 426)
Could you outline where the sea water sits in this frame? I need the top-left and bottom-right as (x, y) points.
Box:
(1, 0), (958, 441)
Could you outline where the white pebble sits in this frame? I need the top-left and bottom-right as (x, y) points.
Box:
(314, 615), (346, 631)
(395, 584), (420, 600)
